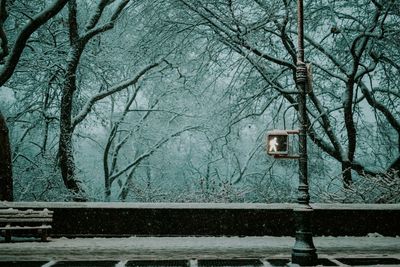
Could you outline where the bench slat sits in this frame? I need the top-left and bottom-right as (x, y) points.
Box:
(0, 213), (53, 216)
(0, 213), (52, 216)
(0, 218), (53, 223)
(0, 215), (53, 219)
(0, 225), (51, 230)
(0, 209), (53, 215)
(0, 211), (53, 219)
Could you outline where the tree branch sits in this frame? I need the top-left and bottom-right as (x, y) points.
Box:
(72, 60), (165, 129)
(85, 0), (112, 31)
(0, 0), (9, 62)
(108, 126), (200, 181)
(359, 81), (400, 133)
(0, 0), (69, 86)
(80, 0), (130, 44)
(68, 0), (79, 44)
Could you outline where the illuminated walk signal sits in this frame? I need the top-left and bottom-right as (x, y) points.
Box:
(266, 130), (289, 155)
(266, 129), (299, 158)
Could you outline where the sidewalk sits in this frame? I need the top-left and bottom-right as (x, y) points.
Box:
(0, 236), (399, 261)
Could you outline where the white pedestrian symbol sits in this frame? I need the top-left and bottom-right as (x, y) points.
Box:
(269, 137), (278, 152)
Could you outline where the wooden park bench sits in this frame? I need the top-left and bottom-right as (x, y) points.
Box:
(0, 208), (53, 242)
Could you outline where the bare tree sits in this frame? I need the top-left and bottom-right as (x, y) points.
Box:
(0, 0), (69, 201)
(4, 0), (399, 202)
(170, 0), (399, 187)
(0, 111), (12, 200)
(58, 0), (136, 200)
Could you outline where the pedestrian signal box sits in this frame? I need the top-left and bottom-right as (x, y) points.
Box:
(266, 130), (289, 155)
(265, 129), (300, 158)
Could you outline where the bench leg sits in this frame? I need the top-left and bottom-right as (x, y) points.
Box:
(39, 228), (48, 242)
(4, 230), (11, 242)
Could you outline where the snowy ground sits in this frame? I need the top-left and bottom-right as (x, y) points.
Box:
(0, 236), (399, 262)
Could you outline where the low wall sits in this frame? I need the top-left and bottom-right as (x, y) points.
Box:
(0, 202), (399, 237)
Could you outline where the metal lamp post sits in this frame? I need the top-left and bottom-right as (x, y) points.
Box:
(291, 0), (318, 265)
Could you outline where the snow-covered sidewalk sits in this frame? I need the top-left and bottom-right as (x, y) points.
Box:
(0, 236), (399, 261)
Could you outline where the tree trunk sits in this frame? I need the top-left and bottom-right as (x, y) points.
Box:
(59, 114), (82, 199)
(342, 161), (353, 189)
(0, 110), (13, 201)
(58, 46), (86, 201)
(343, 81), (357, 186)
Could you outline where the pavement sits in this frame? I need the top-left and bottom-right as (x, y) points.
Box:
(0, 236), (400, 266)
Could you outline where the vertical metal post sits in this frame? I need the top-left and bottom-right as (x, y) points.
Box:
(291, 0), (318, 265)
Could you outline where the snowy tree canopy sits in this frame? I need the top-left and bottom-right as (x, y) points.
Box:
(0, 0), (398, 203)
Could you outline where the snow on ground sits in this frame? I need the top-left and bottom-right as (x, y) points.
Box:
(0, 236), (399, 261)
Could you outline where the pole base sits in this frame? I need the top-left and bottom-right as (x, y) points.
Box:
(291, 207), (317, 266)
(292, 247), (318, 266)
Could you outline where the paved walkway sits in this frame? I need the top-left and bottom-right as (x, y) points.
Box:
(0, 236), (400, 264)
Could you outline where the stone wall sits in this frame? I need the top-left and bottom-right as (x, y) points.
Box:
(0, 202), (399, 237)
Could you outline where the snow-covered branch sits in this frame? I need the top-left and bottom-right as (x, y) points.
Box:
(72, 60), (165, 130)
(0, 0), (69, 86)
(80, 0), (130, 44)
(108, 126), (201, 182)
